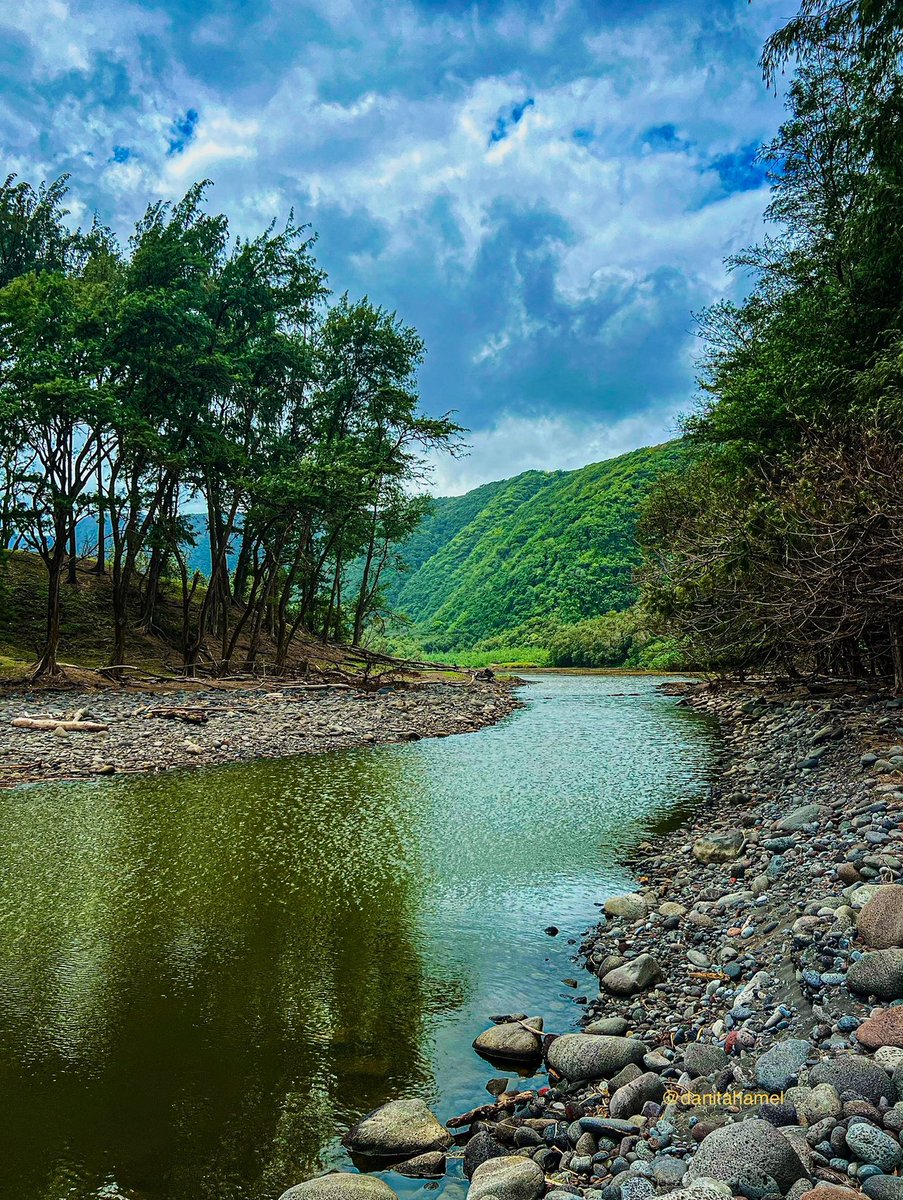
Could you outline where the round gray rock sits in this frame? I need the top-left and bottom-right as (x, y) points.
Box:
(546, 1033), (646, 1081)
(279, 1174), (399, 1200)
(467, 1154), (544, 1200)
(847, 950), (903, 1000)
(344, 1098), (452, 1159)
(863, 1176), (903, 1200)
(473, 1017), (543, 1063)
(845, 1123), (902, 1172)
(601, 954), (664, 996)
(693, 832), (745, 864)
(686, 1119), (809, 1192)
(809, 1055), (897, 1105)
(755, 1039), (810, 1091)
(604, 893), (648, 921)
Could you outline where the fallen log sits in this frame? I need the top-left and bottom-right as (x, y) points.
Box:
(446, 1090), (534, 1129)
(12, 717), (109, 732)
(144, 707), (209, 724)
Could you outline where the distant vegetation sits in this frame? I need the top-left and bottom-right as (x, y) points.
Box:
(378, 442), (683, 664)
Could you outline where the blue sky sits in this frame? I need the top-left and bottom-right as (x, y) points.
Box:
(1, 0), (788, 492)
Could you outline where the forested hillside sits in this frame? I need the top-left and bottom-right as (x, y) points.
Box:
(385, 442), (682, 653)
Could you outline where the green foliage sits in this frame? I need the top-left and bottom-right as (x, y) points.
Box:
(548, 608), (685, 670)
(640, 3), (903, 684)
(0, 175), (459, 675)
(381, 442), (682, 652)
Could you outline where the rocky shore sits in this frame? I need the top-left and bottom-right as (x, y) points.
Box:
(0, 677), (518, 788)
(283, 680), (903, 1200)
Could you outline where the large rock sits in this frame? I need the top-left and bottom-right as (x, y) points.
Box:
(604, 893), (649, 921)
(609, 1070), (667, 1118)
(343, 1098), (451, 1159)
(463, 1131), (506, 1180)
(546, 1033), (645, 1081)
(809, 1054), (896, 1105)
(847, 950), (903, 1000)
(687, 1119), (809, 1192)
(857, 1007), (903, 1050)
(684, 1043), (728, 1078)
(693, 832), (745, 864)
(467, 1154), (544, 1200)
(601, 954), (664, 996)
(280, 1175), (399, 1200)
(473, 1017), (543, 1063)
(755, 1039), (811, 1091)
(859, 886), (903, 949)
(863, 1177), (903, 1200)
(777, 804), (825, 832)
(845, 1123), (903, 1172)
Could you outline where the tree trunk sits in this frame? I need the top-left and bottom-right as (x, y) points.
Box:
(34, 541), (66, 677)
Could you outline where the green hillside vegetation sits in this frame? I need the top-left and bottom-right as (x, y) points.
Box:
(380, 442), (683, 661)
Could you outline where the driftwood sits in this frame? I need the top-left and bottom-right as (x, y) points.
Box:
(145, 707), (209, 724)
(446, 1090), (535, 1129)
(12, 717), (109, 732)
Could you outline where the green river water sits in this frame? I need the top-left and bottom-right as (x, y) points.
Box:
(0, 673), (714, 1200)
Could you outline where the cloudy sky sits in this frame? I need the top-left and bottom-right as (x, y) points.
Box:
(1, 0), (789, 492)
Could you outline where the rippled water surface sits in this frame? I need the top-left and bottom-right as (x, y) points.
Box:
(0, 673), (714, 1200)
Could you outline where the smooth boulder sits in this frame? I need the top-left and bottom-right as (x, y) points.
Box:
(473, 1017), (543, 1063)
(693, 832), (745, 864)
(280, 1174), (399, 1200)
(343, 1098), (451, 1159)
(847, 950), (903, 1000)
(809, 1055), (896, 1105)
(604, 893), (648, 921)
(687, 1119), (809, 1192)
(546, 1033), (645, 1081)
(467, 1154), (544, 1200)
(601, 954), (664, 996)
(858, 886), (903, 949)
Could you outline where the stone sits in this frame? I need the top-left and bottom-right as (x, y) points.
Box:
(844, 1123), (902, 1172)
(847, 950), (903, 1000)
(857, 1008), (903, 1050)
(863, 1177), (903, 1200)
(467, 1154), (544, 1200)
(609, 1071), (667, 1119)
(621, 1179), (655, 1200)
(686, 1119), (809, 1192)
(798, 1188), (858, 1200)
(859, 886), (903, 949)
(797, 1084), (842, 1124)
(660, 902), (688, 918)
(684, 1044), (729, 1078)
(875, 1046), (903, 1072)
(392, 1151), (445, 1178)
(604, 893), (649, 921)
(693, 832), (745, 864)
(279, 1174), (399, 1200)
(343, 1098), (452, 1159)
(546, 1034), (646, 1081)
(473, 1017), (544, 1063)
(463, 1131), (507, 1179)
(755, 1040), (811, 1091)
(586, 1017), (630, 1036)
(777, 805), (825, 831)
(809, 1055), (896, 1106)
(601, 955), (664, 996)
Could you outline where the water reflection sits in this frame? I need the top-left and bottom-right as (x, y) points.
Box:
(0, 674), (714, 1200)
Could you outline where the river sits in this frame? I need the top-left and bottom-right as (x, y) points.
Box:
(0, 673), (714, 1200)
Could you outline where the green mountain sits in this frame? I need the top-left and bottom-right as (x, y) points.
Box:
(386, 440), (683, 652)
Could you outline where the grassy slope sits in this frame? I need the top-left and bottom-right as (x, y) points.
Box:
(387, 441), (682, 651)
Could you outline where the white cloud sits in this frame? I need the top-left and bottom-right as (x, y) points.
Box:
(425, 407), (684, 495)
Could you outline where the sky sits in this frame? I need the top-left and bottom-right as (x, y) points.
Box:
(1, 0), (789, 493)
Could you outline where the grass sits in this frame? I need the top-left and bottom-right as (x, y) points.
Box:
(421, 645), (552, 669)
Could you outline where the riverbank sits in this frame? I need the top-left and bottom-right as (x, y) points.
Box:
(315, 678), (903, 1200)
(0, 677), (519, 789)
